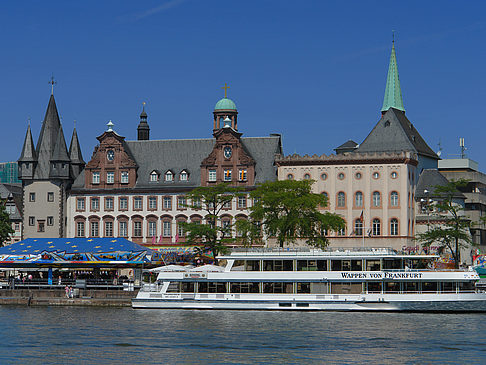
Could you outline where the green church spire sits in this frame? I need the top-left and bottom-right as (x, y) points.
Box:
(381, 41), (405, 113)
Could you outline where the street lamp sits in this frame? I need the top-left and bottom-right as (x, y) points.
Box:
(423, 189), (430, 231)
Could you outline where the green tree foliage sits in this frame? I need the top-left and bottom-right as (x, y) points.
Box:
(0, 200), (14, 247)
(182, 183), (241, 263)
(415, 179), (474, 268)
(237, 180), (345, 248)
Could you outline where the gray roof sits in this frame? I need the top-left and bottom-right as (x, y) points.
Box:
(51, 125), (70, 162)
(334, 140), (358, 153)
(415, 169), (465, 200)
(357, 108), (438, 159)
(72, 135), (282, 189)
(0, 183), (22, 220)
(18, 125), (36, 162)
(69, 127), (85, 165)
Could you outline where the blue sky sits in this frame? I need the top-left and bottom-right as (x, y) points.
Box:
(1, 1), (485, 168)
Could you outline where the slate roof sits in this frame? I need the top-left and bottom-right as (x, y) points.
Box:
(51, 125), (70, 162)
(72, 135), (282, 189)
(334, 140), (358, 154)
(18, 125), (36, 162)
(69, 127), (85, 165)
(415, 169), (465, 199)
(357, 108), (438, 159)
(0, 183), (23, 220)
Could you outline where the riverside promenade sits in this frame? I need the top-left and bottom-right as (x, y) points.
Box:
(0, 288), (137, 307)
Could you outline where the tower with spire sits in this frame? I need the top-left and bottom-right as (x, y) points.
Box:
(137, 102), (150, 140)
(18, 84), (85, 238)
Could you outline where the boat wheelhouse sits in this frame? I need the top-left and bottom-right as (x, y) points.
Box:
(132, 247), (486, 311)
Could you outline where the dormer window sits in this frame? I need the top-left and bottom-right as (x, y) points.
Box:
(180, 170), (188, 181)
(150, 171), (159, 182)
(165, 171), (173, 182)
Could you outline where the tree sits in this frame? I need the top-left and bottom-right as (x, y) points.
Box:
(0, 200), (14, 247)
(415, 179), (474, 268)
(237, 180), (345, 248)
(182, 183), (241, 263)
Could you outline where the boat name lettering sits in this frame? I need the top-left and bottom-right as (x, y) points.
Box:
(340, 272), (423, 279)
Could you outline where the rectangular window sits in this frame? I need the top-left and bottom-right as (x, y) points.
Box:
(47, 192), (54, 202)
(177, 222), (185, 237)
(148, 197), (157, 210)
(76, 221), (85, 237)
(29, 216), (35, 226)
(105, 221), (113, 237)
(148, 221), (157, 237)
(193, 198), (201, 209)
(105, 197), (114, 210)
(224, 169), (232, 181)
(223, 198), (231, 209)
(239, 169), (247, 181)
(208, 169), (216, 182)
(77, 198), (85, 211)
(163, 221), (171, 237)
(91, 198), (99, 211)
(14, 223), (20, 230)
(134, 197), (142, 210)
(119, 197), (128, 210)
(163, 196), (172, 210)
(92, 172), (100, 184)
(47, 216), (54, 226)
(237, 196), (247, 209)
(119, 221), (128, 237)
(29, 192), (35, 202)
(37, 220), (45, 232)
(133, 221), (142, 237)
(106, 171), (114, 184)
(177, 196), (186, 209)
(121, 171), (129, 184)
(90, 221), (99, 237)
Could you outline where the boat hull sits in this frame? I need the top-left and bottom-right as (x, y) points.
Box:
(132, 292), (486, 312)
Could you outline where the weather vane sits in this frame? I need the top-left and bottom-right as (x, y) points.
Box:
(49, 75), (57, 94)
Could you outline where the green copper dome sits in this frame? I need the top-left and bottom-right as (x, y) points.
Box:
(215, 97), (237, 110)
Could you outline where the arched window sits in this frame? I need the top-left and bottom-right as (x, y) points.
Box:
(354, 219), (363, 236)
(179, 170), (188, 181)
(390, 191), (399, 207)
(390, 218), (399, 236)
(372, 191), (381, 207)
(287, 173), (294, 180)
(303, 173), (311, 180)
(150, 171), (159, 182)
(321, 192), (329, 209)
(372, 218), (381, 236)
(165, 171), (173, 182)
(355, 191), (363, 207)
(337, 192), (346, 208)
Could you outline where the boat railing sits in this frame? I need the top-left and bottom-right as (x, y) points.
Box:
(228, 247), (398, 255)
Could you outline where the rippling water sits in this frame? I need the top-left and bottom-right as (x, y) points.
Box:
(0, 306), (485, 364)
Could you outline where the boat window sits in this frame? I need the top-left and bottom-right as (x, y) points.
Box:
(297, 260), (327, 271)
(296, 303), (309, 307)
(181, 282), (195, 293)
(331, 260), (342, 271)
(229, 282), (260, 293)
(441, 282), (455, 292)
(263, 282), (293, 294)
(383, 259), (401, 270)
(296, 282), (311, 294)
(310, 282), (328, 294)
(385, 282), (400, 293)
(404, 282), (419, 292)
(166, 282), (180, 293)
(351, 260), (362, 271)
(197, 282), (226, 293)
(263, 260), (293, 271)
(342, 260), (351, 271)
(422, 282), (437, 292)
(231, 260), (246, 271)
(366, 260), (381, 271)
(367, 282), (382, 293)
(458, 281), (475, 292)
(245, 260), (260, 271)
(331, 282), (362, 294)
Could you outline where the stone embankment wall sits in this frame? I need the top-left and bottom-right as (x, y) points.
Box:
(0, 289), (138, 307)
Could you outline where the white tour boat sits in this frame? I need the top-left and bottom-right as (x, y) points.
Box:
(132, 247), (486, 311)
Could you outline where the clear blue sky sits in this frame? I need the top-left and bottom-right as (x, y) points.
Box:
(1, 1), (485, 168)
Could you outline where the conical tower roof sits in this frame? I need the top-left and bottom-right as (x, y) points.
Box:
(69, 127), (85, 164)
(51, 124), (70, 162)
(381, 42), (405, 113)
(34, 94), (66, 178)
(18, 125), (37, 162)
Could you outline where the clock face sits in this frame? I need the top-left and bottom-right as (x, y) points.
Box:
(107, 150), (115, 161)
(223, 146), (232, 159)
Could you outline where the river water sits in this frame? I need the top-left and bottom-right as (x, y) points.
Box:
(0, 306), (485, 364)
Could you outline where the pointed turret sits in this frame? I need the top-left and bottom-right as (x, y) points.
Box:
(50, 124), (70, 179)
(137, 103), (150, 140)
(18, 124), (37, 179)
(381, 42), (405, 113)
(35, 94), (63, 179)
(69, 127), (85, 179)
